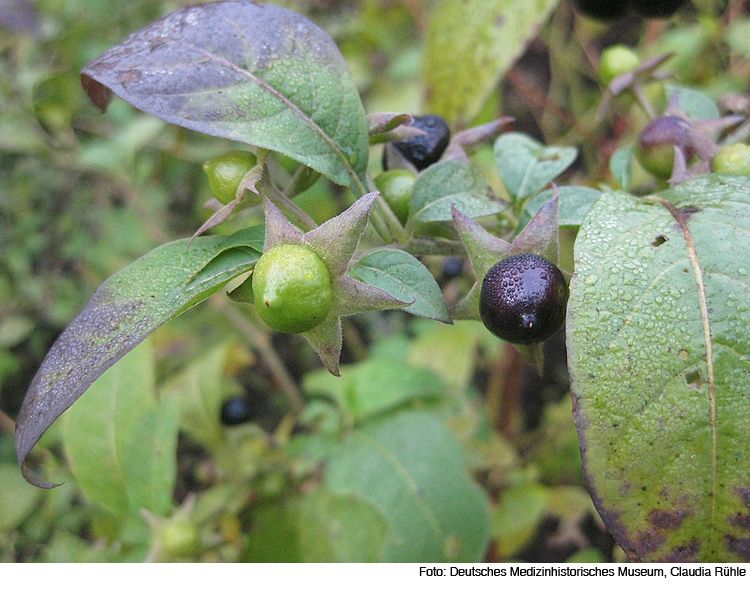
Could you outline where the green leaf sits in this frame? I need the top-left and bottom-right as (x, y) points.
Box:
(665, 83), (720, 120)
(609, 145), (635, 191)
(303, 358), (444, 422)
(121, 397), (180, 518)
(295, 485), (389, 562)
(16, 228), (262, 488)
(568, 174), (750, 562)
(326, 411), (491, 562)
(408, 160), (504, 225)
(62, 339), (161, 518)
(518, 186), (602, 231)
(494, 132), (578, 200)
(349, 249), (452, 323)
(0, 463), (42, 532)
(492, 482), (548, 557)
(424, 0), (560, 124)
(81, 2), (368, 190)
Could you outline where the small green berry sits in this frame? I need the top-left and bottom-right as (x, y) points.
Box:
(252, 244), (332, 334)
(599, 45), (640, 87)
(712, 144), (750, 175)
(203, 150), (258, 204)
(635, 116), (693, 180)
(374, 169), (416, 225)
(160, 520), (201, 559)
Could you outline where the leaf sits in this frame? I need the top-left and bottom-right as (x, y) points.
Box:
(568, 174), (750, 562)
(61, 338), (170, 518)
(518, 186), (603, 231)
(303, 358), (444, 422)
(295, 485), (389, 562)
(609, 145), (635, 191)
(16, 228), (263, 487)
(348, 249), (452, 323)
(326, 411), (491, 562)
(80, 2), (368, 190)
(408, 160), (504, 225)
(424, 0), (560, 124)
(494, 132), (578, 200)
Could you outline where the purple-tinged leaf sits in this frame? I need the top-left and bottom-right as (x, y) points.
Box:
(80, 1), (368, 190)
(16, 227), (263, 488)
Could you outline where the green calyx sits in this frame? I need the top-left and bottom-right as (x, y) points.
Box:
(252, 244), (333, 334)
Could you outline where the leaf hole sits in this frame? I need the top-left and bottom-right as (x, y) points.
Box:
(651, 235), (668, 247)
(685, 369), (705, 390)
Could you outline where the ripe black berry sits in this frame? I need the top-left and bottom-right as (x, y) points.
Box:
(221, 396), (254, 426)
(573, 0), (631, 21)
(388, 115), (451, 171)
(479, 254), (568, 345)
(631, 0), (687, 18)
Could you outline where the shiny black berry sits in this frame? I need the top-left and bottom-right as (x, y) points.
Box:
(221, 396), (255, 426)
(479, 254), (568, 345)
(573, 0), (631, 21)
(631, 0), (687, 18)
(388, 115), (451, 171)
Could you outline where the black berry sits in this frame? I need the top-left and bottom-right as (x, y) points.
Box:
(221, 396), (255, 426)
(388, 115), (451, 171)
(631, 0), (687, 18)
(479, 254), (568, 345)
(573, 0), (631, 21)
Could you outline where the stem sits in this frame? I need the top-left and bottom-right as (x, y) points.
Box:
(216, 299), (305, 414)
(262, 176), (317, 232)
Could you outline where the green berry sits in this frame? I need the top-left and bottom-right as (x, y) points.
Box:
(479, 254), (568, 345)
(203, 150), (258, 204)
(599, 45), (640, 87)
(712, 144), (750, 175)
(374, 169), (416, 225)
(252, 244), (332, 334)
(160, 520), (201, 559)
(635, 116), (693, 180)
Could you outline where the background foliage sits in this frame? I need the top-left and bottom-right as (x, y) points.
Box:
(1, 0), (748, 562)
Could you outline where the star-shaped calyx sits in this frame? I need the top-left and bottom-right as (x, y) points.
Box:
(251, 192), (410, 376)
(451, 189), (562, 373)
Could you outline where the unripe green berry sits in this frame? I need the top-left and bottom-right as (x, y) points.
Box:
(252, 244), (332, 334)
(374, 169), (416, 225)
(712, 144), (750, 175)
(599, 45), (640, 87)
(635, 116), (694, 180)
(160, 520), (201, 559)
(203, 150), (258, 204)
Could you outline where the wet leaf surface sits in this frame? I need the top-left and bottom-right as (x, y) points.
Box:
(16, 228), (262, 487)
(568, 174), (750, 561)
(81, 1), (368, 189)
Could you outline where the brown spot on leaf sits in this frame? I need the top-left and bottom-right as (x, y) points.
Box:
(635, 529), (668, 555)
(648, 508), (690, 531)
(665, 539), (701, 562)
(729, 513), (750, 531)
(726, 535), (750, 561)
(735, 486), (750, 509)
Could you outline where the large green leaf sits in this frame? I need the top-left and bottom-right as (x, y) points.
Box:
(568, 174), (750, 562)
(16, 227), (263, 488)
(62, 338), (178, 519)
(326, 411), (490, 562)
(81, 2), (368, 190)
(424, 0), (560, 123)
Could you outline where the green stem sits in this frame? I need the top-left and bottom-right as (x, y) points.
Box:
(262, 175), (317, 232)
